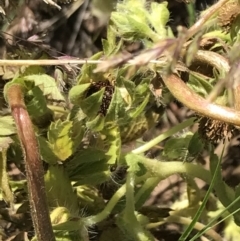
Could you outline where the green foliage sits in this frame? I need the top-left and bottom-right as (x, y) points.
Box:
(162, 131), (205, 162)
(45, 165), (79, 212)
(69, 83), (91, 105)
(111, 0), (171, 43)
(75, 185), (105, 213)
(102, 26), (123, 56)
(23, 74), (65, 101)
(47, 119), (83, 161)
(0, 116), (16, 136)
(49, 206), (87, 241)
(81, 88), (105, 119)
(38, 136), (60, 164)
(187, 72), (214, 97)
(65, 148), (110, 185)
(2, 0), (240, 241)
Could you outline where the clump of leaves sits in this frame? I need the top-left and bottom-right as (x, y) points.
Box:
(2, 0), (240, 241)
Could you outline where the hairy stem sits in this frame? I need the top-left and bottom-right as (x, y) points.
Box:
(6, 84), (55, 241)
(83, 174), (149, 226)
(162, 74), (240, 127)
(84, 158), (234, 227)
(194, 50), (229, 72)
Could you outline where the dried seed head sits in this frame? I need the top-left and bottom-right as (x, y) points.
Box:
(198, 116), (234, 144)
(86, 80), (114, 116)
(218, 1), (240, 31)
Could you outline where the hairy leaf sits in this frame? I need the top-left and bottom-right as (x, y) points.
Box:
(37, 136), (59, 164)
(77, 52), (103, 85)
(80, 88), (105, 119)
(23, 74), (65, 101)
(125, 153), (142, 173)
(48, 120), (74, 161)
(66, 148), (110, 184)
(75, 185), (105, 213)
(188, 132), (205, 157)
(18, 66), (46, 77)
(187, 72), (213, 97)
(148, 2), (169, 38)
(105, 87), (126, 123)
(53, 220), (80, 231)
(45, 165), (79, 212)
(163, 132), (193, 161)
(86, 114), (105, 132)
(104, 125), (121, 164)
(0, 116), (16, 136)
(129, 92), (150, 119)
(69, 83), (91, 106)
(102, 25), (123, 56)
(26, 86), (53, 125)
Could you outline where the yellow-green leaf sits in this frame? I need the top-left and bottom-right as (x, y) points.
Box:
(0, 116), (16, 136)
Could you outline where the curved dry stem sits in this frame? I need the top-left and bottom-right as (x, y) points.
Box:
(6, 84), (55, 241)
(194, 50), (230, 72)
(162, 74), (240, 127)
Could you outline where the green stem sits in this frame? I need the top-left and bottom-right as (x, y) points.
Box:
(122, 172), (155, 241)
(125, 172), (136, 216)
(83, 183), (126, 226)
(135, 177), (160, 209)
(138, 157), (236, 219)
(83, 174), (148, 226)
(85, 156), (235, 229)
(132, 117), (195, 154)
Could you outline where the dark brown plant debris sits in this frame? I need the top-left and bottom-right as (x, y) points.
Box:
(198, 116), (235, 144)
(86, 80), (115, 116)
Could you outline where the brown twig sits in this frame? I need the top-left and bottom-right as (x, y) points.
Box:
(6, 84), (55, 241)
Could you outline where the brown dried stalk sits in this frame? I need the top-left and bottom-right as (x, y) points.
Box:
(6, 84), (55, 241)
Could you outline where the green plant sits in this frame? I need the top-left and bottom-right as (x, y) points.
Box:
(1, 0), (240, 240)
